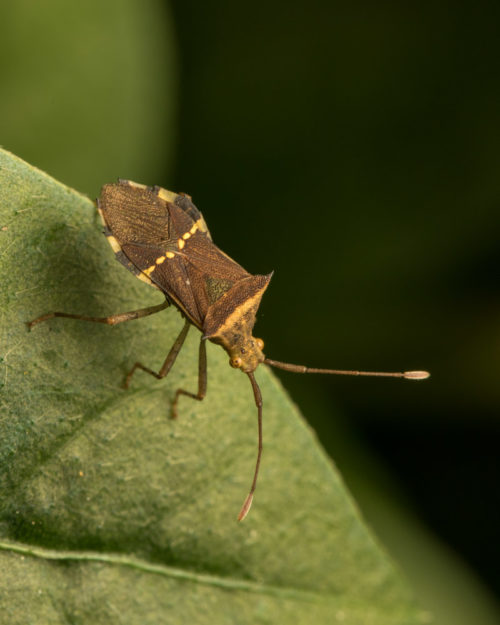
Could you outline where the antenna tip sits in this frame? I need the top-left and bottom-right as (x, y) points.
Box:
(237, 493), (254, 521)
(403, 370), (430, 380)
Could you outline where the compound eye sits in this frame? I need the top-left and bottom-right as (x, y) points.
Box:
(230, 357), (243, 368)
(255, 338), (264, 350)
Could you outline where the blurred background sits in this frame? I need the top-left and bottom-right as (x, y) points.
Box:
(1, 1), (499, 622)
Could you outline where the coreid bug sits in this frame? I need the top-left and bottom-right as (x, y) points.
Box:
(28, 180), (429, 520)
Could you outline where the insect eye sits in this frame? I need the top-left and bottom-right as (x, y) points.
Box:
(230, 357), (243, 368)
(240, 347), (246, 354)
(255, 338), (264, 350)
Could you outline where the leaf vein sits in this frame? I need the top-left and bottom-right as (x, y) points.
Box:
(0, 539), (332, 603)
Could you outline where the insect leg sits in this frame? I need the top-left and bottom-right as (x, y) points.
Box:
(124, 318), (191, 392)
(27, 300), (170, 329)
(171, 336), (207, 419)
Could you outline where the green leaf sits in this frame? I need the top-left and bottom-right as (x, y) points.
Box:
(0, 149), (431, 624)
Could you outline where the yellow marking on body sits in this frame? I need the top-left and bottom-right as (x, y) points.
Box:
(97, 206), (106, 227)
(196, 217), (209, 233)
(178, 238), (185, 250)
(106, 235), (122, 254)
(155, 187), (178, 203)
(142, 253), (172, 276)
(122, 180), (148, 190)
(182, 231), (191, 240)
(214, 288), (268, 338)
(137, 272), (156, 287)
(189, 223), (198, 235)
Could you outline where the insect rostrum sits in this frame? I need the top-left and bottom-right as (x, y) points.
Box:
(28, 180), (429, 521)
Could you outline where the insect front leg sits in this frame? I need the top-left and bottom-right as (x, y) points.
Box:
(171, 337), (207, 419)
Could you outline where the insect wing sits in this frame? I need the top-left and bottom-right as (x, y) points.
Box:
(99, 183), (173, 247)
(166, 190), (212, 241)
(99, 181), (250, 327)
(126, 221), (251, 328)
(121, 241), (205, 327)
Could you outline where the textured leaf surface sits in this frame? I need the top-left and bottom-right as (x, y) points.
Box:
(0, 149), (431, 624)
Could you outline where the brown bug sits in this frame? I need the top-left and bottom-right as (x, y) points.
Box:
(28, 180), (429, 520)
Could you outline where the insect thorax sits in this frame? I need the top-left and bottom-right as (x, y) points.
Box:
(203, 273), (272, 373)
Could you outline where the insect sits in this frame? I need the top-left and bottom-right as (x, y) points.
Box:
(28, 180), (429, 520)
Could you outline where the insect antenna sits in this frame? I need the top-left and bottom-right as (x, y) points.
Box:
(237, 361), (429, 521)
(238, 371), (263, 521)
(264, 359), (430, 380)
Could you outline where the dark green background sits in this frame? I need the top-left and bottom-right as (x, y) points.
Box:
(1, 0), (499, 620)
(170, 0), (500, 605)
